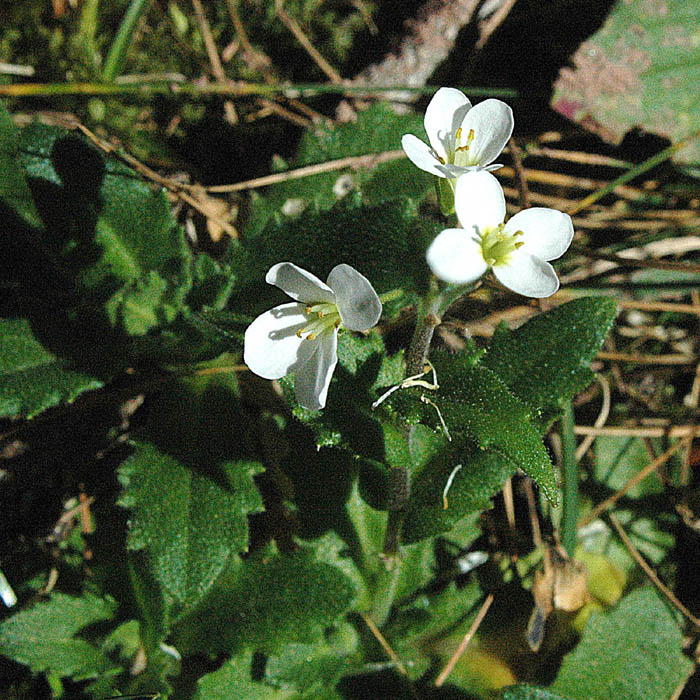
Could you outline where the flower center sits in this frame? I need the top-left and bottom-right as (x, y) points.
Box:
(452, 127), (476, 167)
(296, 302), (341, 340)
(480, 224), (524, 266)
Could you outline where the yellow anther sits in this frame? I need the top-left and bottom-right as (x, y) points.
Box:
(456, 127), (462, 140)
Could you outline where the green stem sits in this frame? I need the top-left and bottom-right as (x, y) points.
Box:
(0, 81), (516, 99)
(369, 559), (402, 628)
(102, 0), (152, 82)
(560, 400), (578, 557)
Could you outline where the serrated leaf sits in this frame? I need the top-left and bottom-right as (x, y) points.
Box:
(12, 121), (191, 336)
(430, 351), (558, 503)
(0, 593), (116, 680)
(0, 318), (104, 418)
(553, 0), (700, 162)
(482, 297), (617, 430)
(551, 588), (693, 700)
(502, 687), (573, 700)
(194, 650), (293, 700)
(175, 542), (357, 656)
(119, 442), (263, 609)
(118, 375), (264, 610)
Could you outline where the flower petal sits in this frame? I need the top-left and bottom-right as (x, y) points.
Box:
(326, 264), (382, 331)
(401, 134), (449, 177)
(294, 331), (338, 410)
(424, 87), (472, 161)
(454, 170), (506, 234)
(493, 250), (560, 298)
(426, 228), (488, 285)
(266, 262), (335, 304)
(459, 98), (513, 167)
(504, 208), (574, 261)
(244, 302), (311, 379)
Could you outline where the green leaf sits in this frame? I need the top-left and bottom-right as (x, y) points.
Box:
(403, 441), (509, 544)
(12, 121), (192, 336)
(175, 541), (357, 656)
(119, 442), (263, 609)
(0, 103), (41, 227)
(551, 588), (693, 700)
(194, 650), (293, 700)
(0, 593), (117, 680)
(118, 375), (264, 611)
(502, 687), (573, 700)
(245, 102), (429, 233)
(228, 198), (434, 318)
(430, 351), (558, 503)
(0, 318), (104, 419)
(482, 297), (617, 430)
(265, 624), (358, 697)
(553, 0), (700, 162)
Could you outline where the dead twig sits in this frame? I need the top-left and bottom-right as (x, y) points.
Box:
(204, 149), (405, 193)
(191, 0), (238, 123)
(435, 594), (494, 687)
(275, 0), (343, 84)
(579, 436), (695, 528)
(608, 512), (700, 629)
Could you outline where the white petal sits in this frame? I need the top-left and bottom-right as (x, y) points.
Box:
(504, 208), (574, 261)
(493, 250), (560, 298)
(459, 99), (514, 167)
(244, 302), (313, 379)
(424, 87), (472, 161)
(294, 331), (338, 410)
(266, 262), (335, 304)
(454, 170), (506, 234)
(326, 264), (382, 331)
(401, 134), (449, 178)
(426, 228), (488, 285)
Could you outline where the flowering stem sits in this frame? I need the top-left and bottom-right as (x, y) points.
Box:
(370, 558), (402, 627)
(560, 400), (579, 556)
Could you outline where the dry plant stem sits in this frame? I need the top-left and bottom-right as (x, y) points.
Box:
(569, 244), (700, 275)
(578, 435), (695, 528)
(567, 134), (699, 215)
(359, 612), (409, 676)
(191, 0), (238, 123)
(524, 479), (543, 547)
(476, 0), (518, 49)
(503, 477), (516, 534)
(597, 350), (696, 366)
(575, 424), (700, 439)
(205, 150), (404, 193)
(508, 137), (531, 209)
(575, 375), (611, 462)
(435, 594), (494, 687)
(74, 122), (237, 237)
(275, 0), (343, 83)
(608, 513), (700, 629)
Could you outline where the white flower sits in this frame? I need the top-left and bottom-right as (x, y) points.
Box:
(401, 87), (514, 179)
(426, 170), (574, 298)
(244, 262), (382, 410)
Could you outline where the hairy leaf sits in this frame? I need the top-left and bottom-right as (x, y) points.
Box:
(482, 297), (617, 430)
(551, 588), (693, 700)
(0, 318), (103, 419)
(0, 593), (116, 680)
(194, 650), (291, 700)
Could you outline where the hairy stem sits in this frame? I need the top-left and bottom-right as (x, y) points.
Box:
(560, 400), (578, 556)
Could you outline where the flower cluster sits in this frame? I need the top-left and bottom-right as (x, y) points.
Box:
(244, 88), (574, 410)
(409, 88), (574, 298)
